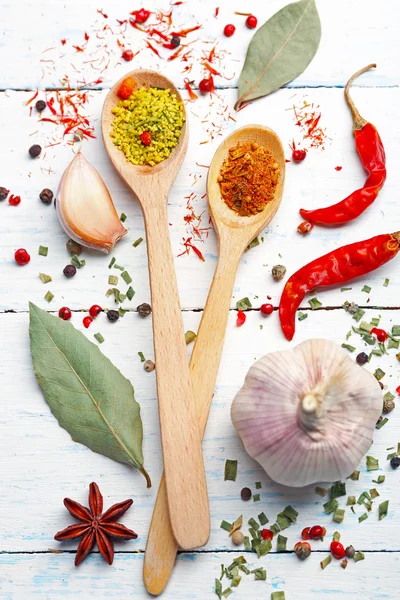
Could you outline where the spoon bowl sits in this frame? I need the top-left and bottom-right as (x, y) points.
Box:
(101, 70), (210, 551)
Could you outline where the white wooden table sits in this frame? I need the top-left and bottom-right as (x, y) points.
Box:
(1, 1), (400, 598)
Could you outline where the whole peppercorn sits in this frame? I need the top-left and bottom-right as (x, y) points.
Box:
(330, 541), (346, 560)
(260, 303), (273, 316)
(246, 15), (258, 29)
(240, 487), (252, 501)
(199, 77), (214, 94)
(224, 24), (236, 37)
(140, 131), (152, 146)
(0, 187), (9, 201)
(261, 529), (273, 541)
(383, 397), (396, 413)
(83, 316), (93, 329)
(272, 264), (287, 281)
(39, 188), (54, 205)
(29, 144), (42, 158)
(137, 302), (152, 318)
(122, 49), (134, 61)
(232, 531), (244, 546)
(301, 527), (311, 540)
(107, 309), (120, 323)
(66, 239), (82, 256)
(59, 306), (72, 321)
(390, 456), (400, 469)
(294, 542), (311, 560)
(309, 525), (326, 540)
(63, 264), (77, 278)
(89, 304), (103, 318)
(356, 351), (369, 366)
(170, 35), (180, 48)
(14, 248), (31, 265)
(345, 545), (356, 559)
(144, 359), (155, 372)
(35, 100), (46, 112)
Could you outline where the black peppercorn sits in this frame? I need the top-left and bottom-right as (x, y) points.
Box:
(356, 351), (369, 365)
(63, 264), (77, 278)
(35, 100), (46, 112)
(390, 456), (400, 469)
(137, 302), (152, 318)
(294, 542), (311, 560)
(0, 187), (9, 201)
(240, 487), (252, 501)
(144, 359), (155, 372)
(170, 35), (180, 48)
(39, 188), (54, 205)
(107, 309), (120, 323)
(271, 264), (287, 281)
(29, 144), (42, 158)
(66, 239), (82, 256)
(383, 397), (395, 413)
(345, 545), (356, 559)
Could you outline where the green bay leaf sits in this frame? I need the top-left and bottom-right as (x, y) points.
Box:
(237, 0), (321, 108)
(29, 302), (150, 487)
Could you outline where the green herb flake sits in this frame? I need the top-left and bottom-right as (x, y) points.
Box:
(132, 237), (143, 248)
(358, 513), (368, 523)
(114, 263), (125, 271)
(330, 481), (346, 499)
(387, 452), (397, 460)
(138, 351), (145, 363)
(71, 254), (86, 268)
(220, 520), (232, 532)
(366, 455), (379, 471)
(38, 245), (48, 256)
(370, 348), (383, 359)
(277, 534), (287, 552)
(361, 285), (371, 293)
(384, 278), (390, 287)
(371, 316), (381, 327)
(320, 555), (332, 570)
(341, 287), (352, 292)
(258, 512), (268, 526)
(379, 500), (389, 520)
(255, 481), (262, 489)
(44, 291), (54, 303)
(215, 579), (222, 599)
(231, 575), (241, 588)
(222, 588), (232, 598)
(349, 470), (360, 481)
(282, 505), (298, 522)
(246, 237), (260, 251)
(248, 518), (260, 531)
(255, 538), (272, 558)
(120, 213), (127, 222)
(224, 459), (238, 482)
(94, 333), (105, 344)
(236, 297), (252, 311)
(323, 498), (339, 515)
(388, 338), (399, 350)
(392, 325), (400, 337)
(118, 307), (128, 317)
(271, 593), (285, 600)
(341, 343), (355, 352)
(249, 527), (259, 540)
(269, 523), (280, 535)
(121, 270), (132, 285)
(332, 531), (341, 542)
(373, 475), (385, 484)
(315, 487), (327, 497)
(333, 509), (345, 523)
(370, 488), (380, 499)
(308, 297), (322, 310)
(298, 311), (308, 321)
(354, 551), (365, 563)
(126, 286), (135, 301)
(39, 273), (52, 284)
(244, 536), (251, 550)
(353, 308), (366, 322)
(347, 496), (356, 506)
(376, 418), (389, 429)
(108, 275), (119, 286)
(374, 368), (385, 380)
(252, 567), (266, 581)
(253, 494), (260, 502)
(108, 257), (116, 269)
(185, 330), (197, 345)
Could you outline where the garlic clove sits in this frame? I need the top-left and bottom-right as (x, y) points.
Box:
(231, 339), (382, 488)
(56, 151), (127, 254)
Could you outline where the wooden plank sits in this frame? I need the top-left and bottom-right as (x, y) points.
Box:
(1, 87), (400, 312)
(1, 310), (399, 552)
(0, 0), (397, 90)
(0, 551), (398, 599)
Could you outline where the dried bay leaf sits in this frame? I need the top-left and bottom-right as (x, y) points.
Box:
(29, 302), (151, 487)
(236, 0), (321, 109)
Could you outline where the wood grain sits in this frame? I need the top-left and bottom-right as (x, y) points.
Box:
(101, 70), (209, 550)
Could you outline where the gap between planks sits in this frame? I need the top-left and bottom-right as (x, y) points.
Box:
(1, 549), (399, 556)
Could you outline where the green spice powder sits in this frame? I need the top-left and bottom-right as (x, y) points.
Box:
(111, 86), (185, 166)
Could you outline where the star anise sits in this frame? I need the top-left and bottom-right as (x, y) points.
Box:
(54, 482), (138, 566)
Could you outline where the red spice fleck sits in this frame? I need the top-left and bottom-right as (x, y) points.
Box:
(83, 316), (93, 328)
(84, 32), (90, 41)
(131, 8), (151, 23)
(172, 25), (202, 37)
(215, 7), (219, 17)
(140, 131), (152, 146)
(117, 19), (127, 25)
(309, 525), (326, 540)
(89, 304), (103, 318)
(97, 8), (108, 18)
(61, 39), (67, 45)
(149, 28), (169, 41)
(25, 90), (38, 106)
(146, 41), (161, 57)
(371, 328), (388, 343)
(396, 386), (400, 396)
(261, 529), (273, 540)
(335, 165), (343, 171)
(177, 237), (205, 261)
(290, 98), (327, 151)
(297, 221), (313, 235)
(184, 78), (198, 101)
(202, 61), (221, 76)
(73, 45), (85, 52)
(199, 76), (215, 94)
(301, 527), (311, 540)
(9, 195), (21, 206)
(236, 311), (246, 326)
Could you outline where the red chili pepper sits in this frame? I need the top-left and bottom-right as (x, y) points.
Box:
(370, 327), (388, 343)
(279, 232), (400, 341)
(300, 65), (386, 226)
(236, 311), (246, 326)
(396, 386), (400, 396)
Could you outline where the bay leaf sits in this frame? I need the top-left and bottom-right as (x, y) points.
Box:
(29, 302), (151, 487)
(236, 0), (321, 109)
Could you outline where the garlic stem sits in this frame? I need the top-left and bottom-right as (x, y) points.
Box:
(299, 388), (325, 434)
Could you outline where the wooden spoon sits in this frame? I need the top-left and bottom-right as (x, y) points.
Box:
(102, 70), (210, 551)
(143, 124), (285, 594)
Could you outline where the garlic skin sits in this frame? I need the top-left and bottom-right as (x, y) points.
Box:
(231, 339), (382, 487)
(57, 151), (127, 253)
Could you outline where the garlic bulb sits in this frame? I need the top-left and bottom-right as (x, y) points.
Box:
(231, 339), (382, 487)
(57, 150), (127, 253)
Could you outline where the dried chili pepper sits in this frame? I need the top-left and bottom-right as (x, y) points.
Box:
(300, 65), (386, 226)
(279, 232), (400, 341)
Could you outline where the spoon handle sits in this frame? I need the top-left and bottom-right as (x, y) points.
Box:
(142, 200), (210, 551)
(144, 242), (242, 595)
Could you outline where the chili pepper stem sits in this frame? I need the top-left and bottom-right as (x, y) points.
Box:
(140, 467), (152, 488)
(345, 64), (376, 130)
(391, 231), (400, 244)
